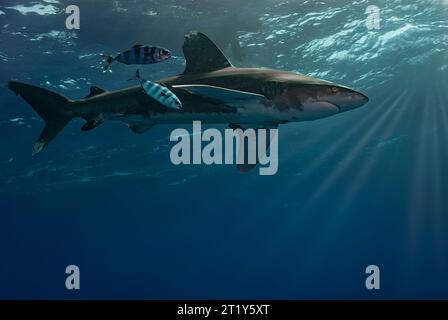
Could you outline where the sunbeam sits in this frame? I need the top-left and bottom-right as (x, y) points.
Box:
(430, 80), (448, 267)
(279, 89), (393, 198)
(335, 89), (412, 213)
(406, 83), (432, 260)
(304, 90), (405, 210)
(264, 88), (405, 256)
(296, 88), (412, 252)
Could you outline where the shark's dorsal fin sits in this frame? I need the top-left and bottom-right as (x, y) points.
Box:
(83, 86), (106, 99)
(183, 32), (232, 74)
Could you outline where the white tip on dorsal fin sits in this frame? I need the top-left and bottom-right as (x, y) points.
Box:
(173, 84), (266, 108)
(182, 32), (232, 74)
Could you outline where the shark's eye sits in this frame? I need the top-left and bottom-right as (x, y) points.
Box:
(331, 87), (339, 93)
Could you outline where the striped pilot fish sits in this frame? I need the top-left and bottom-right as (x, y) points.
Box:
(129, 69), (182, 110)
(102, 44), (171, 71)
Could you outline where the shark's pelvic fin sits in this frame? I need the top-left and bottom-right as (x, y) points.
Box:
(182, 32), (232, 74)
(81, 118), (104, 131)
(173, 84), (266, 108)
(227, 123), (278, 173)
(83, 86), (107, 99)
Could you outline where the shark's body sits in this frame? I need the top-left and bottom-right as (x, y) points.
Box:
(8, 32), (369, 158)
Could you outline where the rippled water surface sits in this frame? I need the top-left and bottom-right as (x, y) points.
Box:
(0, 0), (447, 298)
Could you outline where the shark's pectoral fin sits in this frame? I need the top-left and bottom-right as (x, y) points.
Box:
(173, 85), (267, 108)
(128, 124), (154, 134)
(228, 123), (279, 173)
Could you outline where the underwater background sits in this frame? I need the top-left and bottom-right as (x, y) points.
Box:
(0, 0), (447, 299)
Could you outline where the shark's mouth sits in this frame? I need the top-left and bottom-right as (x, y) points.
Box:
(300, 99), (341, 113)
(321, 100), (342, 112)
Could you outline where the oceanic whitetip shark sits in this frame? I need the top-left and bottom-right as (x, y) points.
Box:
(8, 31), (369, 170)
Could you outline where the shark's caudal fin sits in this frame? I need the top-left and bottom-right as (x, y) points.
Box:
(8, 81), (74, 155)
(182, 32), (232, 74)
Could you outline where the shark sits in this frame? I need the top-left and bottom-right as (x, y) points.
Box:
(8, 31), (368, 170)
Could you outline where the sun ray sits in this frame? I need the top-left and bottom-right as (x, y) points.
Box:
(279, 89), (393, 204)
(304, 90), (407, 209)
(267, 88), (405, 251)
(299, 89), (412, 248)
(406, 85), (432, 260)
(280, 89), (392, 173)
(257, 91), (393, 224)
(430, 80), (448, 266)
(335, 89), (413, 212)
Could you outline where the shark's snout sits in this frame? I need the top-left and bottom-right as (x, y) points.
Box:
(360, 92), (369, 104)
(323, 87), (369, 112)
(284, 83), (369, 116)
(354, 91), (369, 105)
(341, 91), (369, 110)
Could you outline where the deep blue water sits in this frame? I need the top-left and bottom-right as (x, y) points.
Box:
(0, 0), (447, 299)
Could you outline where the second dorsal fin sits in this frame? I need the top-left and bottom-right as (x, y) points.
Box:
(83, 86), (107, 99)
(182, 31), (232, 74)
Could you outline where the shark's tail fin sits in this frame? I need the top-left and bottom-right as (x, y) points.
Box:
(8, 81), (74, 155)
(101, 54), (115, 71)
(128, 69), (141, 81)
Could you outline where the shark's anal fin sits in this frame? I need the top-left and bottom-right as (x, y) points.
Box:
(128, 124), (154, 134)
(172, 85), (267, 108)
(83, 86), (107, 99)
(182, 32), (232, 73)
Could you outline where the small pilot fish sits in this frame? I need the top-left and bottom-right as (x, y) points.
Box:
(129, 69), (182, 110)
(102, 44), (171, 71)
